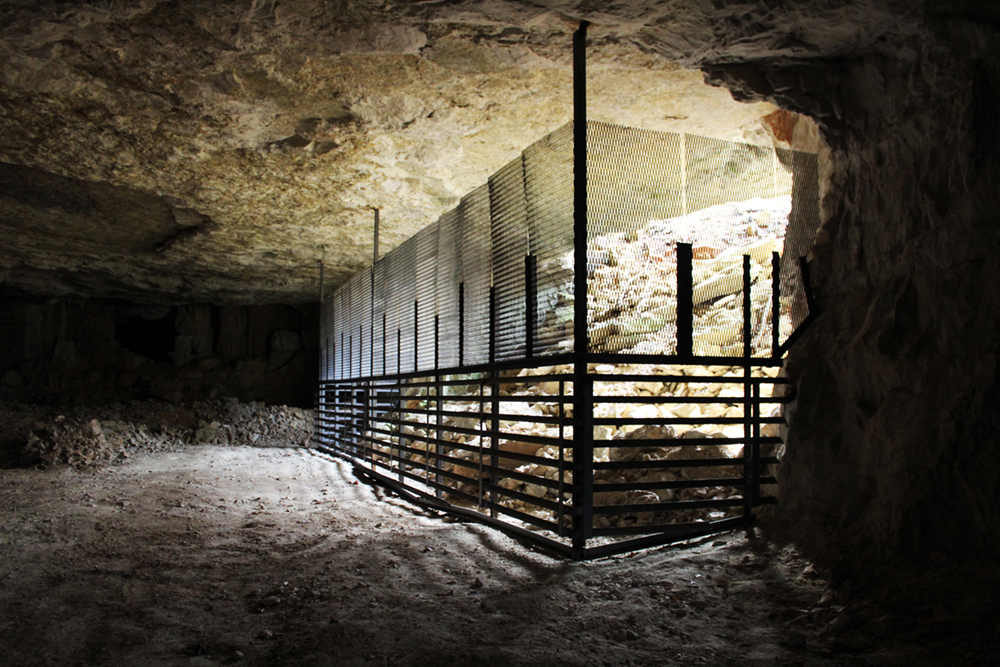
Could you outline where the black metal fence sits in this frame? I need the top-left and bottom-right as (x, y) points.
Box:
(313, 114), (819, 559)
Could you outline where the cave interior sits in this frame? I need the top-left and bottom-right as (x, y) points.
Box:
(1, 1), (1000, 665)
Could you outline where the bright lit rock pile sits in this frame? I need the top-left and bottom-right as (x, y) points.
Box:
(587, 195), (794, 356)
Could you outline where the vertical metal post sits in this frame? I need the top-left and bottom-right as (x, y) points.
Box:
(557, 378), (566, 538)
(382, 313), (387, 376)
(396, 328), (402, 481)
(434, 314), (443, 498)
(771, 251), (781, 358)
(477, 377), (486, 509)
(360, 323), (367, 461)
(742, 254), (753, 518)
(489, 285), (499, 518)
(458, 282), (466, 367)
(319, 258), (327, 444)
(373, 207), (380, 263)
(347, 334), (354, 452)
(752, 379), (761, 505)
(525, 254), (537, 358)
(571, 19), (593, 559)
(743, 255), (752, 360)
(413, 300), (419, 372)
(676, 243), (693, 358)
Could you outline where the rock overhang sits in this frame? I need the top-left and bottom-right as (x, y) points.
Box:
(0, 0), (911, 304)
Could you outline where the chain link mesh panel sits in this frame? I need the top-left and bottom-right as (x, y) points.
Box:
(587, 128), (810, 357)
(384, 236), (416, 375)
(372, 258), (387, 376)
(458, 184), (492, 366)
(489, 156), (530, 362)
(349, 268), (371, 377)
(523, 123), (575, 356)
(320, 294), (334, 380)
(415, 223), (439, 371)
(435, 208), (461, 369)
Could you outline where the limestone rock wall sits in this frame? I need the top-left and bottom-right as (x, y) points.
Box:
(708, 17), (1000, 565)
(0, 299), (318, 407)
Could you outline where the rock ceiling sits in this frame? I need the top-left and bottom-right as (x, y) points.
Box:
(0, 1), (914, 304)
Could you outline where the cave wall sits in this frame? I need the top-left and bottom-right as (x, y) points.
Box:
(0, 299), (318, 408)
(710, 16), (1000, 565)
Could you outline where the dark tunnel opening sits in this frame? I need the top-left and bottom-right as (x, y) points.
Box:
(113, 307), (176, 364)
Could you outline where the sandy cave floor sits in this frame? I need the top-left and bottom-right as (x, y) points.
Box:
(0, 440), (997, 667)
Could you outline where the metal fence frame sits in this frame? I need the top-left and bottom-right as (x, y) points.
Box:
(313, 22), (818, 559)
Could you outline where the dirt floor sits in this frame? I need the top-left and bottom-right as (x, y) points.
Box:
(1, 405), (998, 666)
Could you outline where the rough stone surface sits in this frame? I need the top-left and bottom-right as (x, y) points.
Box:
(0, 0), (847, 304)
(712, 14), (1000, 568)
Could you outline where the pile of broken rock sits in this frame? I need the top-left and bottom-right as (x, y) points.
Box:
(0, 398), (314, 469)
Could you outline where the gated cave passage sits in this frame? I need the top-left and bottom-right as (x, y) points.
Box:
(1, 2), (1000, 666)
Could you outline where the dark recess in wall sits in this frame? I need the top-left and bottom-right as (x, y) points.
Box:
(0, 297), (319, 408)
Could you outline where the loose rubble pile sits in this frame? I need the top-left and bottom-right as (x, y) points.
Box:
(0, 398), (314, 469)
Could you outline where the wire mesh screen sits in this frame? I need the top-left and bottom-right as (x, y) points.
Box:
(372, 259), (387, 376)
(588, 123), (684, 238)
(320, 295), (335, 380)
(415, 223), (439, 371)
(686, 135), (777, 211)
(523, 123), (575, 356)
(385, 236), (416, 376)
(586, 127), (812, 358)
(435, 208), (461, 370)
(349, 268), (371, 377)
(489, 156), (530, 362)
(319, 122), (818, 373)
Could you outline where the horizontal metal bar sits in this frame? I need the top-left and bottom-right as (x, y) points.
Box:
(321, 353), (577, 384)
(589, 516), (747, 540)
(591, 395), (776, 405)
(593, 416), (783, 426)
(366, 423), (568, 453)
(598, 436), (783, 448)
(591, 496), (745, 514)
(359, 430), (574, 473)
(587, 353), (785, 367)
(590, 373), (788, 384)
(594, 478), (746, 493)
(484, 483), (566, 513)
(594, 457), (746, 471)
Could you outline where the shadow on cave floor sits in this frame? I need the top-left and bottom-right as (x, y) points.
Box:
(0, 419), (996, 666)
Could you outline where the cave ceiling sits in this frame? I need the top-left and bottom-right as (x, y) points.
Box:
(0, 0), (916, 304)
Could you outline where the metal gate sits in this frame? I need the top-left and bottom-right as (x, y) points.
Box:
(313, 24), (819, 559)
